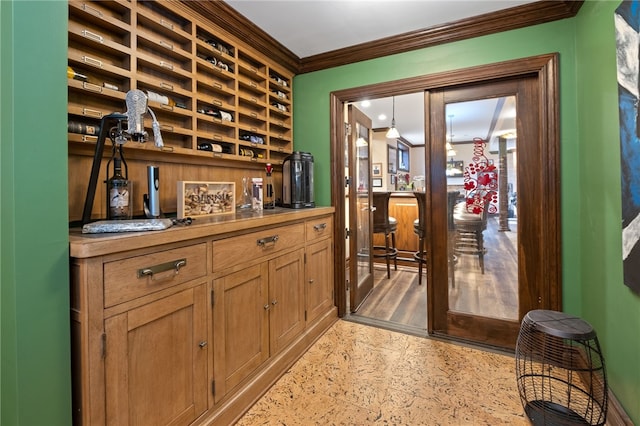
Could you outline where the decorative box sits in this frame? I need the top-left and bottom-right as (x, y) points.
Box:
(177, 181), (235, 219)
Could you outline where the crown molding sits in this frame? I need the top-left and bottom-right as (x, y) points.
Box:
(299, 0), (583, 73)
(183, 1), (582, 75)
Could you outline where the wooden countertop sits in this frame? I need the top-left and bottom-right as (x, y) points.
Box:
(70, 206), (335, 259)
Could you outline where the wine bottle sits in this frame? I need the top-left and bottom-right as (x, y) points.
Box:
(106, 158), (132, 220)
(67, 66), (119, 91)
(264, 163), (275, 209)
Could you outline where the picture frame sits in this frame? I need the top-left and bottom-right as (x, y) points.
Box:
(388, 146), (397, 174)
(446, 160), (464, 177)
(372, 178), (383, 187)
(177, 181), (235, 219)
(372, 163), (382, 177)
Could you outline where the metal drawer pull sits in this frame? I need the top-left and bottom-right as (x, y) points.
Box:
(137, 258), (187, 279)
(257, 235), (279, 248)
(198, 341), (208, 349)
(82, 3), (103, 18)
(160, 19), (174, 31)
(82, 55), (103, 68)
(160, 82), (174, 91)
(82, 108), (103, 118)
(159, 40), (174, 51)
(81, 29), (103, 44)
(313, 223), (327, 232)
(159, 61), (174, 71)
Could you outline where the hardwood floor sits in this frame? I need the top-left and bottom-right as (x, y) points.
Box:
(352, 216), (518, 330)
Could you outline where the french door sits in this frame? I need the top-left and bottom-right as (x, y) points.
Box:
(331, 54), (561, 352)
(347, 105), (374, 312)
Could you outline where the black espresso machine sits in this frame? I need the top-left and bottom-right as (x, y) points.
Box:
(282, 151), (315, 208)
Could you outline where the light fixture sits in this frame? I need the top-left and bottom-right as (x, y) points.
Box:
(386, 96), (400, 139)
(447, 114), (457, 157)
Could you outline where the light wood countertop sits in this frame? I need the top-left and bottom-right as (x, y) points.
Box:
(70, 207), (335, 258)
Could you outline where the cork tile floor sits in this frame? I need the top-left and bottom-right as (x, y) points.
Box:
(236, 320), (529, 425)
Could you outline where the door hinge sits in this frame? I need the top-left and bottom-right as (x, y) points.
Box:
(345, 123), (352, 136)
(345, 176), (351, 187)
(211, 289), (214, 307)
(101, 333), (106, 359)
(211, 380), (215, 396)
(345, 228), (351, 239)
(304, 310), (307, 321)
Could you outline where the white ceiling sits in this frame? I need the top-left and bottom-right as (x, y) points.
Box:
(224, 0), (538, 58)
(224, 0), (527, 146)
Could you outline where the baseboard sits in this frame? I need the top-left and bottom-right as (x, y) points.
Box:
(608, 389), (634, 426)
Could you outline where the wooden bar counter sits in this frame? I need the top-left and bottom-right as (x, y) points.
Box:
(70, 207), (336, 426)
(373, 192), (419, 264)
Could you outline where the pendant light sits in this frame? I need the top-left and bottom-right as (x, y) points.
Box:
(386, 96), (400, 139)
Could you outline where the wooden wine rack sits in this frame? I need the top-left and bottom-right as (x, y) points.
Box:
(67, 0), (294, 166)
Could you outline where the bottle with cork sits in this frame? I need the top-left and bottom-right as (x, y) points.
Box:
(264, 163), (275, 209)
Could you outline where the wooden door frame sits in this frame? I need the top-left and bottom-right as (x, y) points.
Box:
(331, 53), (561, 327)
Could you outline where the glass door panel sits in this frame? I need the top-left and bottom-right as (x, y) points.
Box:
(348, 105), (374, 312)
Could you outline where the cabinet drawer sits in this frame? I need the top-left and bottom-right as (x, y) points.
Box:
(104, 243), (207, 307)
(212, 223), (305, 271)
(306, 216), (333, 242)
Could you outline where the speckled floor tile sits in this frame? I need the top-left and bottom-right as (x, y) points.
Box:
(235, 320), (527, 425)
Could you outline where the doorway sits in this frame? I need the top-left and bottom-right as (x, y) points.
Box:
(331, 54), (561, 351)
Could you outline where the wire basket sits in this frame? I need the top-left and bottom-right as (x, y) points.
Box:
(515, 310), (608, 425)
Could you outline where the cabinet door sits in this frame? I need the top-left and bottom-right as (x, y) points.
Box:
(213, 263), (269, 401)
(306, 238), (334, 324)
(269, 249), (305, 354)
(104, 284), (208, 426)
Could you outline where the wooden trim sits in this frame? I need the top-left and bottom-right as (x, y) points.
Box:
(182, 1), (581, 75)
(608, 388), (635, 426)
(300, 1), (582, 73)
(331, 53), (561, 337)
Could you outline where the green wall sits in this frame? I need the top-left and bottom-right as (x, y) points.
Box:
(0, 1), (637, 424)
(293, 2), (639, 423)
(1, 1), (71, 425)
(575, 0), (640, 421)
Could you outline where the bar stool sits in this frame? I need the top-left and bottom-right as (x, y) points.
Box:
(372, 192), (398, 278)
(413, 192), (427, 285)
(453, 201), (488, 273)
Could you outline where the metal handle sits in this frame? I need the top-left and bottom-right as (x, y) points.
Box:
(82, 55), (103, 68)
(81, 29), (103, 43)
(309, 279), (315, 284)
(313, 223), (327, 232)
(82, 3), (103, 18)
(263, 304), (270, 311)
(257, 235), (279, 248)
(137, 258), (187, 279)
(199, 341), (208, 349)
(159, 40), (174, 51)
(271, 300), (278, 305)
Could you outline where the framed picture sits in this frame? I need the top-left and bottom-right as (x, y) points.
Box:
(177, 181), (235, 219)
(446, 160), (464, 177)
(372, 178), (383, 187)
(388, 146), (397, 174)
(372, 163), (382, 177)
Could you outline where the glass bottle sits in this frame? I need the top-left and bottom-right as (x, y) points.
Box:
(106, 158), (132, 220)
(264, 163), (275, 209)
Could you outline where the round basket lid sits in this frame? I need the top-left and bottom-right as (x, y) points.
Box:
(524, 309), (596, 340)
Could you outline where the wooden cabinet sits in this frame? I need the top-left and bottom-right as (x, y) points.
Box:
(104, 284), (208, 425)
(68, 0), (294, 164)
(70, 209), (336, 426)
(212, 224), (306, 399)
(212, 264), (269, 401)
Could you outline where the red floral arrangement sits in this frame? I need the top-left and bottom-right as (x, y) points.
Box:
(463, 137), (498, 214)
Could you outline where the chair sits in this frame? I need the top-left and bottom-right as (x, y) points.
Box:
(453, 201), (488, 273)
(372, 192), (398, 278)
(413, 192), (427, 285)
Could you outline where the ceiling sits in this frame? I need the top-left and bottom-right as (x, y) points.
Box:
(224, 1), (539, 58)
(223, 0), (535, 146)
